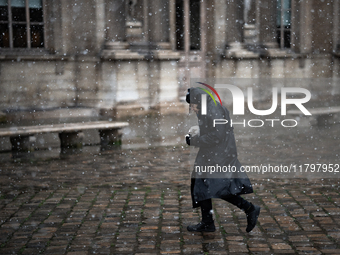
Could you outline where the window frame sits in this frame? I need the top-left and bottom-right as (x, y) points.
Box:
(175, 0), (202, 52)
(276, 0), (292, 49)
(0, 0), (45, 49)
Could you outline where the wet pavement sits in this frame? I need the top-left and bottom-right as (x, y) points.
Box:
(0, 112), (340, 254)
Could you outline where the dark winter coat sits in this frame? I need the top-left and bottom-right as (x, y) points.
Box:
(187, 87), (253, 208)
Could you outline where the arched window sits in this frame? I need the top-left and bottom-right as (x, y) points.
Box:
(0, 0), (44, 48)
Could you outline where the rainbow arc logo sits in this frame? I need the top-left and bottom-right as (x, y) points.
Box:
(196, 82), (222, 115)
(197, 82), (222, 106)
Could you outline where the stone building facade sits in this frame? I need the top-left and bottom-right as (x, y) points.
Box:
(0, 0), (339, 119)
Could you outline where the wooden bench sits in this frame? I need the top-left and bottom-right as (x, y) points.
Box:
(0, 121), (129, 153)
(287, 106), (340, 126)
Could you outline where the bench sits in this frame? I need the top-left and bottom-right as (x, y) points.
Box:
(287, 106), (340, 126)
(0, 121), (129, 153)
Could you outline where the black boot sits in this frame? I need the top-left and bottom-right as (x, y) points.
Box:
(187, 221), (216, 232)
(246, 203), (260, 232)
(187, 199), (216, 232)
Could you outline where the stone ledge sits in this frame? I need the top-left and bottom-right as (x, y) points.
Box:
(101, 50), (145, 60)
(0, 55), (69, 61)
(0, 121), (129, 137)
(266, 49), (305, 58)
(153, 50), (181, 60)
(114, 104), (149, 118)
(222, 46), (306, 60)
(101, 50), (180, 61)
(4, 108), (100, 123)
(224, 49), (260, 59)
(113, 101), (188, 119)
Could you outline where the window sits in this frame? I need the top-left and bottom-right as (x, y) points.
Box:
(175, 0), (184, 50)
(276, 0), (291, 49)
(175, 0), (201, 51)
(189, 0), (200, 50)
(0, 0), (44, 48)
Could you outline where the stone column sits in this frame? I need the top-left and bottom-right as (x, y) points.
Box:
(169, 0), (176, 50)
(259, 0), (277, 48)
(225, 0), (244, 45)
(45, 0), (62, 53)
(148, 0), (170, 48)
(297, 0), (312, 53)
(125, 0), (143, 43)
(243, 0), (259, 47)
(104, 0), (127, 49)
(95, 0), (106, 49)
(212, 0), (227, 52)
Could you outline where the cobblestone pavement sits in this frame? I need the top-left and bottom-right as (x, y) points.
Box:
(0, 120), (340, 254)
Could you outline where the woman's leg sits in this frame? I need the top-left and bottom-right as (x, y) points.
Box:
(187, 199), (216, 232)
(221, 194), (253, 212)
(221, 194), (260, 232)
(200, 199), (214, 223)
